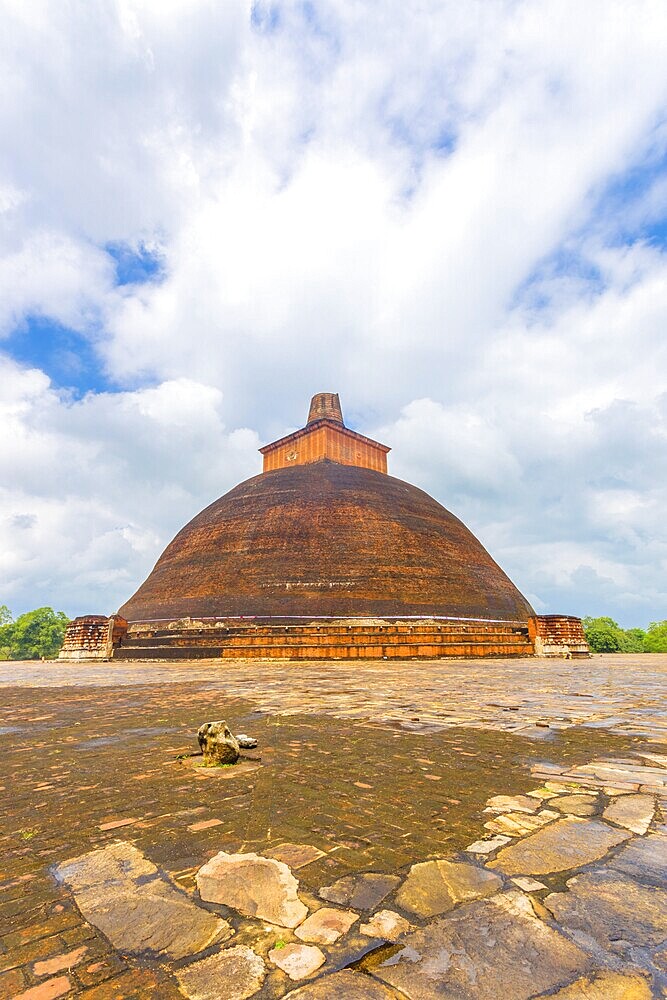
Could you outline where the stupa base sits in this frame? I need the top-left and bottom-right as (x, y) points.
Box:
(112, 617), (534, 660)
(59, 613), (589, 661)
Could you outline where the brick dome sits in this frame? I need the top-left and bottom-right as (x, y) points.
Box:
(118, 461), (534, 624)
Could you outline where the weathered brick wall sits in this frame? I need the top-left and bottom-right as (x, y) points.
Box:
(118, 463), (536, 623)
(113, 619), (535, 661)
(59, 615), (128, 660)
(261, 422), (389, 474)
(532, 615), (590, 658)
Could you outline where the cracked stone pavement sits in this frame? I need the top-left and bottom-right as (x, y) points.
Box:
(0, 653), (665, 998)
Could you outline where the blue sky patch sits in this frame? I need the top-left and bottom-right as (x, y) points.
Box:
(593, 145), (667, 248)
(5, 316), (115, 396)
(105, 242), (164, 287)
(512, 245), (606, 315)
(513, 143), (667, 316)
(250, 2), (280, 33)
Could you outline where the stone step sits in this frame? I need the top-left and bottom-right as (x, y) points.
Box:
(128, 622), (528, 641)
(225, 642), (532, 660)
(114, 645), (227, 660)
(121, 624), (529, 645)
(114, 639), (532, 661)
(119, 630), (530, 650)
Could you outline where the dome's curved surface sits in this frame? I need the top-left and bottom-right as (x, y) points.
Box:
(119, 461), (534, 623)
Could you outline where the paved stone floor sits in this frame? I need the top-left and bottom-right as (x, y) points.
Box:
(0, 654), (665, 999)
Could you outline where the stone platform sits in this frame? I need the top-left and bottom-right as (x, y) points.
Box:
(61, 613), (590, 662)
(0, 654), (665, 999)
(113, 619), (535, 661)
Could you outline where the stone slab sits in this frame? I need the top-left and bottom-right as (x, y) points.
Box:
(484, 794), (538, 814)
(608, 829), (667, 885)
(374, 890), (590, 1000)
(359, 909), (411, 942)
(284, 969), (398, 998)
(465, 835), (512, 855)
(268, 943), (325, 980)
(484, 809), (558, 836)
(319, 873), (400, 911)
(175, 946), (266, 1000)
(636, 752), (667, 768)
(653, 942), (667, 973)
(490, 818), (631, 876)
(565, 762), (667, 791)
(55, 841), (229, 960)
(550, 794), (599, 817)
(294, 907), (358, 945)
(266, 844), (326, 870)
(395, 859), (502, 918)
(196, 851), (308, 928)
(544, 870), (667, 950)
(511, 876), (547, 892)
(526, 787), (559, 800)
(535, 970), (652, 999)
(602, 793), (655, 834)
(32, 946), (88, 978)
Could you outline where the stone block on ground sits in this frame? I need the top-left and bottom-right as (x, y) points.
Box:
(543, 781), (588, 793)
(526, 787), (559, 800)
(534, 970), (652, 999)
(653, 942), (667, 973)
(484, 809), (559, 836)
(465, 835), (512, 855)
(566, 761), (667, 791)
(602, 793), (655, 834)
(294, 907), (358, 945)
(544, 870), (667, 951)
(484, 794), (539, 814)
(32, 945), (88, 977)
(12, 976), (72, 999)
(608, 829), (667, 885)
(266, 844), (326, 869)
(55, 841), (229, 960)
(359, 909), (411, 941)
(394, 859), (502, 918)
(373, 890), (590, 1000)
(197, 720), (240, 766)
(196, 851), (308, 928)
(511, 876), (547, 892)
(319, 873), (400, 910)
(283, 969), (399, 998)
(489, 818), (631, 876)
(550, 794), (599, 817)
(175, 946), (266, 1000)
(268, 943), (325, 980)
(636, 752), (667, 769)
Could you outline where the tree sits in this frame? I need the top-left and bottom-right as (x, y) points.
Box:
(0, 606), (13, 660)
(621, 627), (648, 653)
(0, 607), (70, 660)
(583, 616), (625, 653)
(644, 621), (667, 653)
(583, 616), (650, 653)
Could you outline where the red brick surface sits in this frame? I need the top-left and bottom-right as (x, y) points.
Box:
(119, 462), (535, 623)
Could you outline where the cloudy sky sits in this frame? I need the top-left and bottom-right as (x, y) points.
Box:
(1, 0), (666, 626)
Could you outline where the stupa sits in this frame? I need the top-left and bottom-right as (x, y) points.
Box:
(60, 393), (589, 660)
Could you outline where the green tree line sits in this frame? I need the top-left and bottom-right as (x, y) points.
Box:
(583, 617), (667, 653)
(0, 606), (70, 660)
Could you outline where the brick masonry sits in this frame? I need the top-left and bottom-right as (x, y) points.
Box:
(532, 615), (590, 658)
(59, 616), (127, 662)
(260, 392), (390, 475)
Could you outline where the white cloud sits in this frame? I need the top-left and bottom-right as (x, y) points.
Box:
(0, 358), (260, 613)
(0, 231), (113, 335)
(0, 0), (666, 625)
